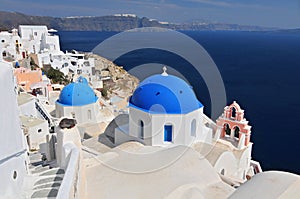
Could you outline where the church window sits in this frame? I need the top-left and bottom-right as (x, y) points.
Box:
(234, 126), (240, 138)
(231, 107), (236, 118)
(138, 120), (144, 139)
(225, 124), (230, 135)
(191, 119), (196, 137)
(88, 110), (92, 120)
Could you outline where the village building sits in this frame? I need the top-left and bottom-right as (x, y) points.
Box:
(55, 76), (101, 125)
(20, 115), (49, 151)
(14, 67), (43, 92)
(18, 25), (60, 54)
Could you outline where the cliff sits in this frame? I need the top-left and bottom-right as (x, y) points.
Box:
(0, 11), (275, 31)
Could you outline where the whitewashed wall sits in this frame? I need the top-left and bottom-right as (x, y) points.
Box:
(56, 126), (85, 199)
(0, 60), (28, 198)
(27, 120), (48, 150)
(56, 102), (101, 125)
(129, 107), (206, 147)
(19, 98), (37, 117)
(19, 26), (48, 40)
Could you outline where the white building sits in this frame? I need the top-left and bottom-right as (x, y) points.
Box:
(114, 68), (256, 182)
(115, 68), (212, 146)
(17, 93), (37, 117)
(37, 50), (96, 77)
(19, 25), (60, 54)
(0, 60), (28, 198)
(1, 26), (97, 82)
(20, 115), (49, 150)
(0, 29), (26, 61)
(17, 92), (53, 127)
(56, 76), (101, 125)
(0, 25), (60, 62)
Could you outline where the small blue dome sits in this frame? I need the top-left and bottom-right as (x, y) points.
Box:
(57, 77), (98, 106)
(129, 74), (203, 114)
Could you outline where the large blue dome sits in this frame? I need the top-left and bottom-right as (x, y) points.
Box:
(57, 77), (98, 106)
(129, 74), (203, 114)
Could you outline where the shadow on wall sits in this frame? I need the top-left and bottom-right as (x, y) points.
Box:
(98, 114), (129, 148)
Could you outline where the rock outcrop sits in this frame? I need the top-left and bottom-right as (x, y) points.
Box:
(86, 53), (139, 99)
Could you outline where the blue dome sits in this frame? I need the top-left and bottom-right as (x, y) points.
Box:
(57, 77), (98, 106)
(129, 74), (203, 114)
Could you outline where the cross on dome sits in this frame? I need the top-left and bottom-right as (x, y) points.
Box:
(162, 66), (168, 76)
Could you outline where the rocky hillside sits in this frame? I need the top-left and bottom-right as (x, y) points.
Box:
(0, 11), (275, 31)
(86, 53), (139, 99)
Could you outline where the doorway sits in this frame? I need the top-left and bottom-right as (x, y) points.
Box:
(164, 125), (173, 142)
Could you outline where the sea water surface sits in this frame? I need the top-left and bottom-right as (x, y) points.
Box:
(57, 30), (300, 174)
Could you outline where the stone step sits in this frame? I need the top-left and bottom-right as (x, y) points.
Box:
(33, 182), (61, 190)
(34, 176), (63, 186)
(31, 166), (51, 174)
(39, 169), (65, 176)
(30, 160), (44, 167)
(31, 188), (59, 198)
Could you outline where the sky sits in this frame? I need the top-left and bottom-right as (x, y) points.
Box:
(1, 0), (300, 28)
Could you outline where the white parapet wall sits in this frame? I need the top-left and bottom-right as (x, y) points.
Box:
(56, 143), (80, 199)
(56, 125), (86, 199)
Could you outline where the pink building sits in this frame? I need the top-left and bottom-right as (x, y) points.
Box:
(216, 101), (252, 147)
(14, 67), (42, 92)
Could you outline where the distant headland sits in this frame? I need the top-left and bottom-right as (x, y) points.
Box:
(0, 11), (277, 32)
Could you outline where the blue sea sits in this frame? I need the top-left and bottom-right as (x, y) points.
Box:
(57, 30), (300, 174)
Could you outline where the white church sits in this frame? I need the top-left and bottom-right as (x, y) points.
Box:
(114, 67), (209, 146)
(113, 67), (259, 182)
(115, 68), (220, 146)
(55, 76), (101, 125)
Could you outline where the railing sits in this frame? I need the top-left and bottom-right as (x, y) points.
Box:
(250, 160), (263, 174)
(35, 101), (53, 127)
(56, 143), (80, 199)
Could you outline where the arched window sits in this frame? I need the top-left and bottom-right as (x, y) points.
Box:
(138, 120), (144, 139)
(234, 126), (240, 138)
(191, 119), (196, 137)
(225, 124), (230, 136)
(231, 107), (236, 118)
(88, 110), (92, 120)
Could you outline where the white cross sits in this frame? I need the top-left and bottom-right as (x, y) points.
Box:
(162, 66), (168, 76)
